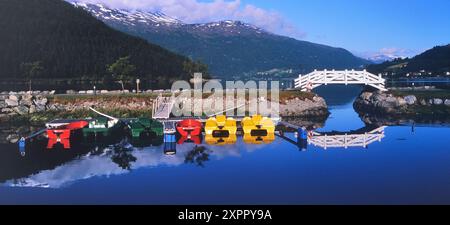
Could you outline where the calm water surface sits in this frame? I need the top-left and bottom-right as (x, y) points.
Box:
(1, 86), (450, 204)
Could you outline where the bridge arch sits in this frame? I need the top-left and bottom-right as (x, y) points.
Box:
(295, 69), (387, 91)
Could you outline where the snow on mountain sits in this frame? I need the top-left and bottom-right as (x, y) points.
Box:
(70, 1), (267, 35)
(70, 1), (183, 27)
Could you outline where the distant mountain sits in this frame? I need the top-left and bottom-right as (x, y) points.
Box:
(367, 54), (402, 64)
(71, 1), (370, 78)
(366, 45), (450, 76)
(0, 0), (206, 88)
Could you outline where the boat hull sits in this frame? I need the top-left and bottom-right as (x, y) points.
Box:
(176, 119), (202, 136)
(205, 115), (237, 136)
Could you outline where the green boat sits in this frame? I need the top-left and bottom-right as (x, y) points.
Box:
(128, 118), (164, 139)
(82, 117), (123, 138)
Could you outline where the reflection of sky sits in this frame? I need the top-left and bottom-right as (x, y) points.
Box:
(318, 102), (366, 132)
(4, 138), (271, 189)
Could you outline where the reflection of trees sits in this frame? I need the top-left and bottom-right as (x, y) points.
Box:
(111, 142), (137, 171)
(184, 146), (211, 168)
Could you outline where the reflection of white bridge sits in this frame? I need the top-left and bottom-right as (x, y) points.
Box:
(295, 69), (387, 91)
(308, 126), (386, 150)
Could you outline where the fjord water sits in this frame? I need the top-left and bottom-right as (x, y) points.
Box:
(1, 86), (450, 204)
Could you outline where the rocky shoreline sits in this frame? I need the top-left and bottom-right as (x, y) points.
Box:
(354, 91), (450, 117)
(0, 91), (330, 122)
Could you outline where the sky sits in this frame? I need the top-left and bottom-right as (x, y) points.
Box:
(71, 0), (450, 59)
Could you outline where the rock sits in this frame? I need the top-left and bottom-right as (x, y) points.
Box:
(34, 97), (48, 106)
(360, 92), (373, 101)
(5, 99), (19, 107)
(404, 95), (417, 105)
(20, 94), (34, 106)
(1, 108), (13, 113)
(420, 99), (428, 106)
(9, 95), (20, 101)
(445, 99), (450, 106)
(41, 91), (50, 95)
(433, 98), (443, 105)
(29, 105), (37, 114)
(100, 90), (109, 94)
(78, 91), (86, 94)
(49, 90), (56, 95)
(12, 106), (29, 115)
(0, 95), (7, 100)
(0, 101), (6, 108)
(6, 134), (20, 144)
(66, 90), (76, 94)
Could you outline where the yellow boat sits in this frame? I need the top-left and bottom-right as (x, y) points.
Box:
(241, 115), (275, 135)
(243, 133), (275, 144)
(205, 134), (237, 145)
(205, 115), (237, 136)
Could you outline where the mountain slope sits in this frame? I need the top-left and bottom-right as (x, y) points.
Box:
(367, 45), (450, 76)
(0, 0), (206, 87)
(71, 2), (370, 78)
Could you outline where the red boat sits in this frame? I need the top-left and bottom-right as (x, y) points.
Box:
(176, 119), (202, 137)
(46, 120), (89, 140)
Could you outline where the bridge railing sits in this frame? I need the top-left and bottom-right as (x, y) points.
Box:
(295, 69), (387, 91)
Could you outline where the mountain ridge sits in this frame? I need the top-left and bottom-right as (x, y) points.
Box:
(71, 1), (370, 78)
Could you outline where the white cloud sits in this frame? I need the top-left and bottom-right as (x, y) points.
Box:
(70, 0), (305, 38)
(356, 47), (423, 61)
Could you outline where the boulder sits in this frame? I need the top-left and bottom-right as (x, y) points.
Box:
(29, 105), (37, 114)
(420, 99), (428, 106)
(433, 98), (443, 105)
(0, 101), (6, 108)
(86, 90), (94, 94)
(100, 90), (109, 94)
(6, 134), (20, 144)
(5, 99), (19, 107)
(1, 108), (13, 113)
(13, 106), (29, 115)
(49, 90), (56, 95)
(0, 95), (7, 100)
(9, 95), (20, 101)
(404, 95), (417, 105)
(20, 94), (34, 106)
(34, 97), (48, 107)
(66, 90), (76, 94)
(445, 99), (450, 106)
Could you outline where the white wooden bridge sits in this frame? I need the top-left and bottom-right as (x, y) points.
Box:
(295, 69), (387, 91)
(308, 126), (386, 150)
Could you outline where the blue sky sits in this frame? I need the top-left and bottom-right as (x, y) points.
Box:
(76, 0), (450, 58)
(241, 0), (450, 57)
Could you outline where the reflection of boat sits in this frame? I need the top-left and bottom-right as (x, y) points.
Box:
(242, 115), (275, 135)
(176, 119), (202, 136)
(205, 134), (237, 145)
(243, 133), (275, 144)
(164, 134), (177, 155)
(205, 115), (237, 136)
(82, 117), (123, 137)
(178, 135), (202, 145)
(47, 138), (71, 149)
(128, 118), (164, 138)
(46, 120), (89, 140)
